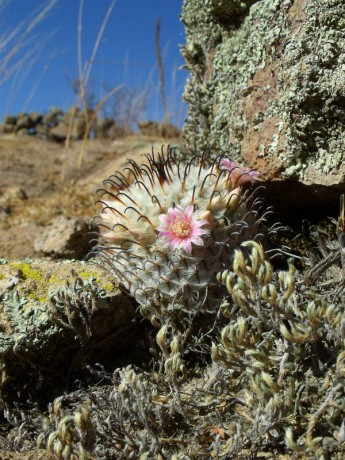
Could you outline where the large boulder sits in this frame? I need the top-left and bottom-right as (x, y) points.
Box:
(181, 0), (345, 220)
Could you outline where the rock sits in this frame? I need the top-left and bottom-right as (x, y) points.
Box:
(0, 258), (137, 406)
(0, 222), (45, 259)
(0, 275), (19, 297)
(2, 123), (15, 133)
(34, 122), (49, 139)
(0, 205), (11, 218)
(29, 112), (43, 125)
(138, 121), (161, 136)
(16, 127), (30, 136)
(15, 187), (28, 200)
(0, 185), (28, 203)
(3, 115), (17, 125)
(43, 107), (63, 126)
(181, 0), (345, 221)
(95, 117), (115, 139)
(15, 113), (34, 132)
(0, 107), (180, 143)
(48, 107), (94, 141)
(48, 121), (68, 142)
(138, 120), (180, 138)
(75, 115), (88, 139)
(67, 106), (95, 139)
(107, 123), (127, 138)
(34, 216), (96, 259)
(161, 123), (181, 138)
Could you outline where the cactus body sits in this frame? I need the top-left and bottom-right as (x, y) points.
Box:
(95, 147), (264, 321)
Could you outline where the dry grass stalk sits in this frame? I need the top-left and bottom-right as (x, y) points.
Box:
(61, 0), (119, 181)
(155, 18), (169, 124)
(0, 0), (57, 85)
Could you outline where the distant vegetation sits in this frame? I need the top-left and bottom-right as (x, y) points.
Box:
(0, 0), (185, 133)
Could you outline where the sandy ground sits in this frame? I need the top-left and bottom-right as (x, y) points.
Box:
(0, 133), (180, 259)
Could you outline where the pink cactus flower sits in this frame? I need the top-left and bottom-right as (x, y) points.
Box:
(157, 205), (209, 254)
(220, 158), (260, 186)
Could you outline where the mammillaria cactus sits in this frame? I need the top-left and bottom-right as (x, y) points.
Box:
(94, 146), (265, 324)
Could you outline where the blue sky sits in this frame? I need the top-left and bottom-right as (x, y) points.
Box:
(0, 0), (186, 126)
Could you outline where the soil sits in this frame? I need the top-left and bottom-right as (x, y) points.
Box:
(0, 133), (180, 260)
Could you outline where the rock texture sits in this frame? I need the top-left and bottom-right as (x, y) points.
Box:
(181, 0), (345, 220)
(33, 215), (96, 259)
(0, 259), (137, 405)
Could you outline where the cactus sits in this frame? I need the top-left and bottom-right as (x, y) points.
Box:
(94, 146), (265, 325)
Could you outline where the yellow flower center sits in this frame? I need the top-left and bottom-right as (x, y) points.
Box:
(170, 218), (191, 238)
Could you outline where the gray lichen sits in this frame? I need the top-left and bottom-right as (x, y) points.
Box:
(210, 0), (260, 26)
(181, 0), (345, 183)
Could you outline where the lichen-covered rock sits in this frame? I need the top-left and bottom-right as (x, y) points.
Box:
(0, 259), (136, 405)
(181, 0), (345, 216)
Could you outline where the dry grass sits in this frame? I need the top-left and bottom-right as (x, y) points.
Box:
(0, 0), (57, 85)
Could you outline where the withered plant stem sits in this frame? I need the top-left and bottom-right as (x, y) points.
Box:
(155, 18), (169, 125)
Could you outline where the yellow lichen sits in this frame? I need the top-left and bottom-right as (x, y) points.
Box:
(9, 262), (43, 281)
(78, 270), (114, 292)
(79, 271), (101, 283)
(28, 291), (48, 303)
(100, 281), (114, 292)
(48, 273), (63, 284)
(3, 263), (115, 307)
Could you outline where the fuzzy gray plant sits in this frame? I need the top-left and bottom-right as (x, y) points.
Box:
(34, 238), (344, 458)
(36, 366), (185, 459)
(211, 241), (345, 458)
(37, 397), (96, 459)
(7, 153), (345, 459)
(3, 234), (343, 459)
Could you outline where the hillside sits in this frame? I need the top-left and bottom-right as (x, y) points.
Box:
(0, 133), (180, 260)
